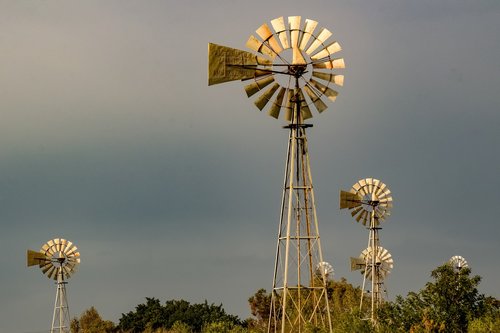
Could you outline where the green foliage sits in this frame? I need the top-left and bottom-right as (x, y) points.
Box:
(377, 264), (496, 333)
(70, 306), (115, 333)
(117, 297), (242, 333)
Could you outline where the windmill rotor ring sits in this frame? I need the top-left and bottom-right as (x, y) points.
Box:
(208, 16), (345, 121)
(27, 238), (81, 280)
(340, 178), (393, 226)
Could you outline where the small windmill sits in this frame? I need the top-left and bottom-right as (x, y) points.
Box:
(209, 15), (346, 333)
(316, 261), (334, 281)
(449, 255), (468, 272)
(27, 238), (80, 333)
(340, 178), (393, 323)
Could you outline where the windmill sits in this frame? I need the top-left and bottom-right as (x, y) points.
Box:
(27, 238), (81, 333)
(208, 15), (345, 333)
(340, 178), (393, 323)
(316, 261), (334, 281)
(449, 255), (468, 272)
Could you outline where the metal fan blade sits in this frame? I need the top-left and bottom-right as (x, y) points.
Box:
(350, 206), (363, 218)
(303, 85), (327, 113)
(246, 35), (276, 59)
(268, 87), (286, 119)
(27, 250), (49, 267)
(350, 257), (365, 271)
(312, 58), (345, 69)
(292, 47), (306, 65)
(244, 76), (275, 97)
(256, 23), (283, 54)
(309, 79), (338, 102)
(297, 89), (312, 119)
(355, 209), (368, 223)
(254, 83), (280, 110)
(312, 71), (344, 87)
(299, 19), (318, 50)
(288, 16), (301, 48)
(305, 28), (332, 55)
(284, 89), (294, 121)
(340, 190), (363, 209)
(311, 41), (342, 60)
(271, 17), (289, 49)
(208, 43), (272, 86)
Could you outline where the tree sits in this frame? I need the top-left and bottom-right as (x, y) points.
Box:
(117, 298), (242, 332)
(70, 306), (115, 333)
(378, 263), (492, 333)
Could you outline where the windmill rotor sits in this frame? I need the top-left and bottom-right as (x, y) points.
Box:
(449, 255), (468, 271)
(27, 238), (80, 280)
(355, 246), (394, 281)
(208, 15), (345, 121)
(315, 261), (334, 279)
(340, 178), (393, 226)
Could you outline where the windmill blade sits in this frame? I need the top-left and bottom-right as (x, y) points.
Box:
(299, 19), (318, 50)
(244, 75), (275, 97)
(303, 84), (327, 113)
(208, 43), (272, 86)
(256, 23), (283, 54)
(297, 89), (312, 119)
(246, 35), (276, 59)
(309, 79), (338, 102)
(284, 89), (294, 122)
(313, 58), (345, 69)
(288, 16), (301, 48)
(340, 190), (363, 209)
(268, 87), (286, 119)
(312, 71), (344, 87)
(292, 47), (306, 65)
(254, 83), (280, 110)
(271, 17), (289, 49)
(350, 206), (363, 218)
(27, 250), (50, 267)
(311, 41), (342, 60)
(305, 28), (332, 55)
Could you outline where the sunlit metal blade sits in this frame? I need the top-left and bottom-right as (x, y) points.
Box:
(254, 83), (280, 110)
(268, 87), (286, 119)
(284, 89), (294, 121)
(297, 89), (312, 120)
(256, 23), (282, 54)
(305, 28), (332, 55)
(350, 206), (363, 218)
(299, 19), (318, 50)
(246, 35), (276, 59)
(303, 85), (327, 113)
(310, 79), (338, 102)
(312, 58), (345, 69)
(312, 71), (344, 86)
(292, 47), (306, 65)
(311, 41), (342, 60)
(208, 43), (272, 86)
(244, 76), (275, 97)
(288, 16), (301, 48)
(271, 16), (289, 49)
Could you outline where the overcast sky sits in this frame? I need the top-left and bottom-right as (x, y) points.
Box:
(1, 1), (499, 332)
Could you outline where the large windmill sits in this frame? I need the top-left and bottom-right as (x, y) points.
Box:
(27, 238), (81, 333)
(340, 178), (393, 323)
(208, 15), (345, 333)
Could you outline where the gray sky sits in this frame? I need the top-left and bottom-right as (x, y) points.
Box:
(1, 1), (499, 332)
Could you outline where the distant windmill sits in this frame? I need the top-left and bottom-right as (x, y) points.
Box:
(340, 178), (393, 323)
(449, 255), (468, 272)
(27, 238), (80, 333)
(316, 261), (335, 281)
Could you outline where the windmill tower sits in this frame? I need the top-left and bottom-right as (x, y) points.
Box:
(340, 178), (393, 323)
(27, 238), (81, 333)
(208, 15), (345, 333)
